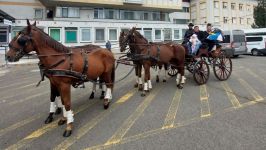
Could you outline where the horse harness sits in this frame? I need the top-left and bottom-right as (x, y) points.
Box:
(37, 49), (90, 88)
(129, 43), (161, 63)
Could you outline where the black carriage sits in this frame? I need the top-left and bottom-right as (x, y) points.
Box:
(168, 46), (232, 85)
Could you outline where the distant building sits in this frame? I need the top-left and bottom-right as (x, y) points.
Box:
(190, 0), (258, 30)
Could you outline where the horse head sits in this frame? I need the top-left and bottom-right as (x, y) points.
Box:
(119, 31), (129, 52)
(6, 19), (36, 62)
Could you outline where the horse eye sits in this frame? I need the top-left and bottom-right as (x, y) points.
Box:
(17, 37), (27, 46)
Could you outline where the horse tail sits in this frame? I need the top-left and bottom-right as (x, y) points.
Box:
(111, 64), (115, 88)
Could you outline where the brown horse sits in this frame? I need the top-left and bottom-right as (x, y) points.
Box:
(42, 44), (106, 125)
(119, 33), (168, 92)
(120, 27), (186, 96)
(6, 20), (115, 137)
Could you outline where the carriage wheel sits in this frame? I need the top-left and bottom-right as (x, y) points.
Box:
(193, 60), (210, 85)
(168, 66), (178, 77)
(213, 54), (232, 81)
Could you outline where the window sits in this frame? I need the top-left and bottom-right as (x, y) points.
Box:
(182, 7), (189, 12)
(152, 12), (160, 21)
(214, 1), (219, 8)
(223, 17), (228, 24)
(80, 28), (91, 42)
(164, 28), (172, 41)
(246, 37), (263, 42)
(174, 29), (180, 40)
(109, 29), (117, 41)
(231, 3), (236, 10)
(35, 9), (43, 19)
(173, 19), (189, 24)
(49, 28), (61, 42)
(56, 7), (80, 18)
(223, 2), (227, 9)
(240, 18), (244, 24)
(144, 12), (151, 20)
(95, 28), (105, 41)
(232, 17), (237, 24)
(62, 8), (68, 18)
(65, 27), (77, 43)
(233, 35), (245, 42)
(239, 4), (243, 11)
(104, 9), (119, 19)
(94, 8), (104, 19)
(143, 29), (152, 41)
(155, 29), (162, 40)
(0, 28), (8, 44)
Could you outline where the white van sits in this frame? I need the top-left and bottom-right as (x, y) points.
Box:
(244, 28), (266, 56)
(221, 30), (247, 57)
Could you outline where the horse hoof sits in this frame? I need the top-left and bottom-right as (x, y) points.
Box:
(100, 92), (105, 99)
(177, 84), (184, 89)
(163, 79), (166, 82)
(134, 83), (138, 88)
(44, 116), (53, 124)
(89, 92), (94, 99)
(58, 119), (67, 126)
(63, 130), (72, 137)
(55, 108), (62, 115)
(141, 93), (146, 97)
(104, 102), (110, 109)
(145, 90), (150, 93)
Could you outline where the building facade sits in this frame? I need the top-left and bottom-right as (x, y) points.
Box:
(190, 0), (258, 30)
(0, 0), (190, 50)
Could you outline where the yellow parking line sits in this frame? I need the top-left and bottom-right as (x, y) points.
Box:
(221, 82), (241, 108)
(54, 89), (136, 150)
(6, 78), (134, 150)
(246, 69), (266, 85)
(200, 85), (211, 118)
(162, 89), (183, 129)
(0, 114), (42, 137)
(238, 78), (263, 101)
(105, 86), (162, 146)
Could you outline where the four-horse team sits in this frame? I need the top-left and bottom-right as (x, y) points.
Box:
(6, 20), (231, 137)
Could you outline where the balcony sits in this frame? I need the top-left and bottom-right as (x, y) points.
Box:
(123, 0), (143, 5)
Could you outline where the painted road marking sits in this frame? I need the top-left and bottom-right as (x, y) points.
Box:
(200, 85), (211, 117)
(8, 91), (50, 105)
(221, 82), (241, 108)
(0, 114), (42, 137)
(238, 78), (263, 101)
(54, 89), (136, 150)
(6, 78), (134, 150)
(85, 97), (266, 150)
(162, 89), (183, 129)
(105, 86), (162, 146)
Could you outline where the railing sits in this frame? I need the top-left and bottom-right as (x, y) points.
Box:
(123, 0), (143, 4)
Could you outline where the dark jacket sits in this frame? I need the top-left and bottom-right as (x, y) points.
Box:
(194, 31), (205, 42)
(183, 29), (194, 43)
(105, 41), (111, 51)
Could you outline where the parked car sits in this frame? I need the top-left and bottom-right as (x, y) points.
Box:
(244, 28), (266, 56)
(221, 30), (247, 57)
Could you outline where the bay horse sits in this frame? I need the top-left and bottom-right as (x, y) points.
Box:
(119, 33), (168, 91)
(6, 20), (115, 137)
(120, 27), (186, 96)
(42, 44), (106, 125)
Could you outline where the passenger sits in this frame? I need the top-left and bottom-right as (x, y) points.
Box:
(183, 23), (194, 44)
(188, 34), (202, 55)
(193, 26), (205, 42)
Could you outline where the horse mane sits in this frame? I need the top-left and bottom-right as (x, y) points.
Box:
(31, 26), (70, 53)
(132, 30), (148, 44)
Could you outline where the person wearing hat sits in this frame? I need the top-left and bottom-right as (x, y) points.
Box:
(183, 23), (195, 44)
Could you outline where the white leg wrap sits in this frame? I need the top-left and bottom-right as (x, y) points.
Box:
(63, 107), (67, 118)
(144, 82), (148, 91)
(181, 76), (186, 84)
(56, 98), (63, 108)
(176, 73), (181, 85)
(139, 78), (143, 85)
(101, 84), (106, 92)
(49, 102), (56, 113)
(164, 70), (167, 80)
(148, 80), (152, 89)
(104, 88), (112, 99)
(157, 69), (161, 77)
(92, 83), (96, 92)
(66, 110), (74, 124)
(136, 76), (139, 84)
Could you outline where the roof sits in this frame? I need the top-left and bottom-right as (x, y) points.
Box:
(0, 9), (15, 22)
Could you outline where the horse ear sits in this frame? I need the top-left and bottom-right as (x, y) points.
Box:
(32, 21), (36, 26)
(27, 19), (31, 26)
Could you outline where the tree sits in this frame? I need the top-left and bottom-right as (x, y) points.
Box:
(253, 0), (266, 28)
